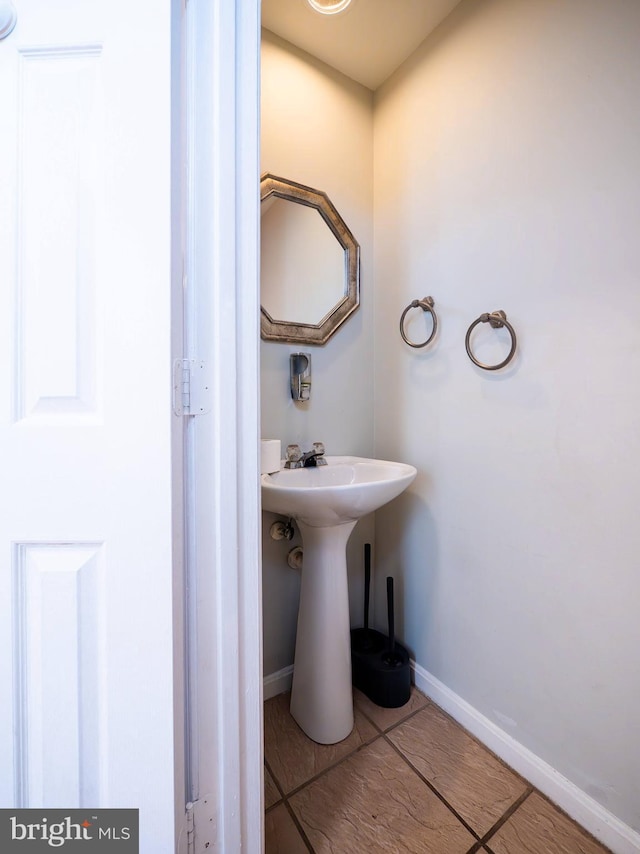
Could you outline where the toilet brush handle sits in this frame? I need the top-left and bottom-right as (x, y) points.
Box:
(386, 576), (395, 656)
(364, 544), (371, 631)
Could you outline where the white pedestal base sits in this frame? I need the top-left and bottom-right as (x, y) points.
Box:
(290, 519), (357, 744)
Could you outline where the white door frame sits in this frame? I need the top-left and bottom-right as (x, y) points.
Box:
(184, 1), (262, 851)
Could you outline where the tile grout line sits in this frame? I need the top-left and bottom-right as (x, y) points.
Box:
(280, 689), (435, 802)
(265, 689), (429, 798)
(382, 731), (483, 843)
(264, 757), (286, 812)
(472, 786), (534, 853)
(265, 694), (382, 794)
(265, 757), (315, 852)
(283, 799), (316, 853)
(354, 694), (433, 736)
(360, 690), (528, 798)
(278, 730), (384, 800)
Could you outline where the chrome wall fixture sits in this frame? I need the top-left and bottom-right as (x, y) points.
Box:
(465, 310), (517, 371)
(0, 2), (17, 39)
(290, 352), (312, 401)
(399, 296), (438, 348)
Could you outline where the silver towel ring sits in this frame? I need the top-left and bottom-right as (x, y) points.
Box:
(465, 310), (517, 371)
(399, 297), (438, 348)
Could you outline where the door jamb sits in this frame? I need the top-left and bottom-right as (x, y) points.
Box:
(184, 1), (263, 851)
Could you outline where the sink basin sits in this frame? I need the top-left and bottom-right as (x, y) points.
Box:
(261, 455), (417, 527)
(261, 455), (416, 744)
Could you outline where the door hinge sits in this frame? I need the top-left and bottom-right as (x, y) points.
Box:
(186, 797), (215, 854)
(186, 802), (195, 854)
(173, 359), (211, 416)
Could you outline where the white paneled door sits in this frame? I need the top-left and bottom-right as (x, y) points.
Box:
(0, 1), (180, 851)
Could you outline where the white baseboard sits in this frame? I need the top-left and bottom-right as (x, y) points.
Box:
(411, 661), (640, 854)
(263, 664), (293, 701)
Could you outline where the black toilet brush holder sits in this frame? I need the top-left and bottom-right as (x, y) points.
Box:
(350, 546), (411, 708)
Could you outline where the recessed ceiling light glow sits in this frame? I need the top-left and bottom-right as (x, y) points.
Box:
(307, 0), (353, 15)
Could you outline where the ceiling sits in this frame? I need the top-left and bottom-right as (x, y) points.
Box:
(262, 0), (462, 91)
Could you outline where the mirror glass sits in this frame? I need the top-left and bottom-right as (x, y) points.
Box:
(260, 173), (360, 345)
(261, 197), (344, 324)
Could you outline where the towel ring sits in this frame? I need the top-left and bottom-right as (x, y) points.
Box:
(465, 310), (517, 371)
(399, 297), (438, 348)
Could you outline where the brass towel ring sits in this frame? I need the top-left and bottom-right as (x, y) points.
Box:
(465, 310), (517, 371)
(399, 297), (438, 348)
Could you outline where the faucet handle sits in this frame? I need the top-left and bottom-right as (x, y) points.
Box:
(286, 444), (302, 461)
(311, 442), (327, 465)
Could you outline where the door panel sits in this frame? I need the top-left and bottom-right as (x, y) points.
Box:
(15, 44), (102, 423)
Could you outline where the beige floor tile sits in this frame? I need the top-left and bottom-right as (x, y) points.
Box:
(388, 704), (527, 836)
(265, 803), (309, 854)
(265, 692), (379, 794)
(289, 738), (475, 853)
(354, 685), (429, 731)
(487, 792), (611, 854)
(264, 765), (281, 810)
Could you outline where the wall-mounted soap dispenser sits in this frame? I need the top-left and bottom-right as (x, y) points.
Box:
(290, 352), (311, 401)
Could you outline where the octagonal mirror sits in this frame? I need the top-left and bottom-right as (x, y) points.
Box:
(260, 173), (360, 345)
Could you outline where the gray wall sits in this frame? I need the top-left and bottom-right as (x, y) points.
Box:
(373, 0), (640, 831)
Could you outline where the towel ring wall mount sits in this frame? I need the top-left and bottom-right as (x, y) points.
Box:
(465, 310), (517, 371)
(399, 296), (438, 348)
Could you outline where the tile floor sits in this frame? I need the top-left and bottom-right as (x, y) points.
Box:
(264, 687), (611, 854)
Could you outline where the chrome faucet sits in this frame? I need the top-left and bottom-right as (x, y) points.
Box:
(284, 442), (327, 469)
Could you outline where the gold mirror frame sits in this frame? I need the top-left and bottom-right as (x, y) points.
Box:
(260, 173), (360, 345)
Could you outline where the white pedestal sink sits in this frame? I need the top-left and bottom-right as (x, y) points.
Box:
(261, 456), (417, 744)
